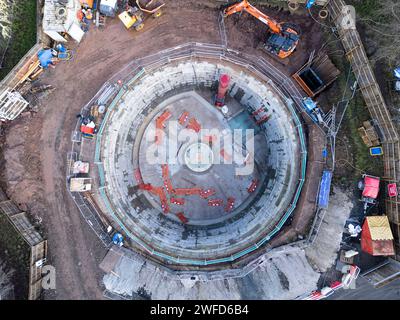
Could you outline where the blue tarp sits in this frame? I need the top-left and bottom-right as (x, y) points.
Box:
(37, 49), (53, 69)
(318, 170), (332, 209)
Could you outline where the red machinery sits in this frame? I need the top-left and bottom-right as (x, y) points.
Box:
(358, 174), (380, 210)
(215, 74), (230, 107)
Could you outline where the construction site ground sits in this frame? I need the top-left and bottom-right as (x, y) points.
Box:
(0, 2), (336, 299)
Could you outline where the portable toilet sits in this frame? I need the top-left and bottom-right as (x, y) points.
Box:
(100, 0), (118, 17)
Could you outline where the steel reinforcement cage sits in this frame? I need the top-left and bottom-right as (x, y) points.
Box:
(70, 42), (309, 266)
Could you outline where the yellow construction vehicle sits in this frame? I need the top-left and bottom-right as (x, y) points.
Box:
(119, 0), (164, 31)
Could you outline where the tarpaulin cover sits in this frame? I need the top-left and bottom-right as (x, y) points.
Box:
(318, 170), (332, 209)
(38, 49), (53, 68)
(306, 0), (316, 8)
(302, 97), (317, 112)
(362, 176), (380, 199)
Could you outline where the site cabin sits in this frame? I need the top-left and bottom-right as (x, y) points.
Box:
(361, 216), (395, 256)
(69, 177), (92, 192)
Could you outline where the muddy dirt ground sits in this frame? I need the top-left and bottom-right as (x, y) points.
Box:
(0, 2), (328, 299)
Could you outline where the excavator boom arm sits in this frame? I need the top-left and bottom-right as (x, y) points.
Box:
(223, 0), (281, 34)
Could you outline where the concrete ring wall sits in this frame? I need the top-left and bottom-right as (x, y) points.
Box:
(95, 56), (307, 266)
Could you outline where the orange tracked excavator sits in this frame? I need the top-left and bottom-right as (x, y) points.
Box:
(223, 0), (300, 59)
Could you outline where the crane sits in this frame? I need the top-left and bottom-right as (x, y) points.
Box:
(222, 0), (300, 59)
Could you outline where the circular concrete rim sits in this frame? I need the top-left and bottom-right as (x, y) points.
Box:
(91, 44), (308, 267)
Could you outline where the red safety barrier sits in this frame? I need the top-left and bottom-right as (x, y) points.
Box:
(247, 179), (258, 193)
(170, 197), (185, 205)
(146, 185), (170, 214)
(173, 188), (202, 196)
(139, 183), (152, 191)
(156, 110), (172, 129)
(161, 164), (174, 194)
(256, 114), (269, 125)
(252, 107), (264, 116)
(178, 111), (189, 126)
(208, 199), (223, 207)
(186, 118), (201, 133)
(200, 188), (216, 199)
(225, 197), (235, 212)
(134, 168), (144, 185)
(176, 212), (188, 224)
(155, 110), (171, 145)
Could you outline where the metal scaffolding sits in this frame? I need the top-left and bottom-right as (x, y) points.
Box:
(328, 0), (400, 260)
(0, 197), (47, 300)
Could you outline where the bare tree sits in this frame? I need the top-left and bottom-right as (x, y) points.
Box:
(0, 258), (14, 300)
(357, 0), (400, 66)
